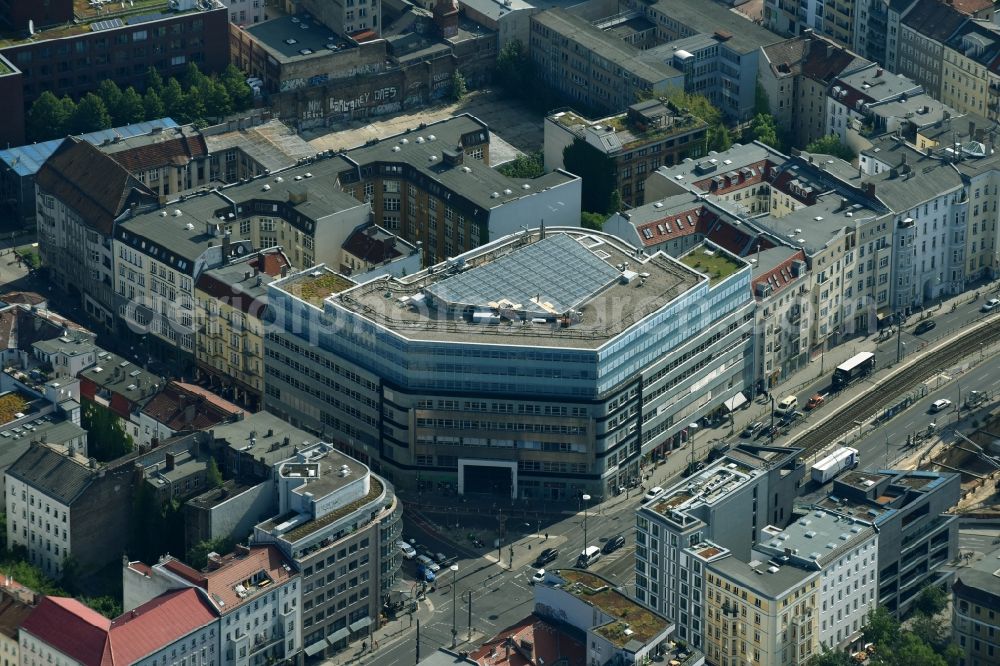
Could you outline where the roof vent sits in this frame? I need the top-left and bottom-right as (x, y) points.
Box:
(294, 175), (303, 181)
(274, 176), (284, 183)
(491, 192), (500, 198)
(392, 146), (401, 152)
(503, 188), (512, 195)
(416, 137), (425, 144)
(159, 211), (168, 217)
(428, 155), (437, 162)
(304, 172), (313, 178)
(428, 134), (436, 141)
(522, 184), (530, 190)
(653, 202), (664, 208)
(262, 184), (271, 191)
(461, 166), (472, 173)
(185, 223), (195, 231)
(401, 138), (409, 144)
(172, 209), (183, 217)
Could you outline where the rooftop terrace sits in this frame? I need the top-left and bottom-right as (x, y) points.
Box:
(332, 229), (702, 349)
(679, 245), (745, 285)
(550, 103), (708, 153)
(556, 569), (670, 648)
(646, 458), (758, 518)
(277, 267), (355, 308)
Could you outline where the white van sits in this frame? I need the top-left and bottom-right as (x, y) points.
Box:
(577, 546), (601, 568)
(775, 395), (798, 416)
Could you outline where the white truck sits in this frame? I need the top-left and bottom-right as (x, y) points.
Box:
(811, 447), (860, 484)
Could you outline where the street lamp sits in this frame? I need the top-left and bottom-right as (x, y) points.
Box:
(582, 494), (591, 552)
(450, 564), (459, 648)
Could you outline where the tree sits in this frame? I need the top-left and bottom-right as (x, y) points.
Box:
(143, 88), (166, 120)
(221, 64), (252, 111)
(160, 78), (187, 121)
(116, 87), (146, 126)
(184, 85), (208, 123)
(663, 88), (731, 152)
(805, 134), (856, 161)
(187, 536), (236, 570)
(26, 91), (71, 142)
(70, 93), (112, 134)
(96, 80), (123, 116)
(707, 123), (732, 152)
(182, 62), (209, 91)
(863, 606), (900, 650)
(805, 648), (853, 666)
(450, 71), (467, 102)
(203, 79), (233, 119)
(755, 81), (771, 117)
(495, 39), (532, 95)
(749, 113), (782, 151)
(563, 138), (618, 214)
(496, 151), (544, 178)
(909, 613), (946, 649)
(82, 403), (133, 461)
(80, 596), (122, 619)
(206, 457), (223, 489)
(145, 66), (164, 95)
(912, 584), (947, 617)
(581, 211), (607, 230)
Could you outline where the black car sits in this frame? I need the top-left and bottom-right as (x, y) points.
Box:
(535, 547), (559, 566)
(742, 421), (763, 438)
(602, 535), (626, 554)
(914, 319), (936, 334)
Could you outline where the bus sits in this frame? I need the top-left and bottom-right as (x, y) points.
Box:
(832, 352), (876, 389)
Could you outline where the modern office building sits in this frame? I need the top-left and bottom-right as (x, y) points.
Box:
(544, 100), (709, 207)
(264, 228), (755, 499)
(0, 0), (229, 147)
(755, 508), (878, 650)
(815, 469), (960, 615)
(952, 542), (1000, 666)
(252, 443), (401, 659)
(634, 444), (805, 647)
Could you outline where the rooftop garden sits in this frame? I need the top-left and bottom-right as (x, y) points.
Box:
(0, 393), (29, 424)
(680, 248), (743, 285)
(285, 272), (355, 307)
(558, 569), (669, 647)
(283, 477), (385, 542)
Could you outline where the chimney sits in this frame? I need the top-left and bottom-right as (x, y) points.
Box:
(88, 457), (98, 469)
(863, 182), (876, 197)
(235, 543), (251, 557)
(165, 452), (175, 471)
(281, 265), (289, 278)
(206, 552), (223, 570)
(222, 232), (231, 259)
(969, 121), (976, 139)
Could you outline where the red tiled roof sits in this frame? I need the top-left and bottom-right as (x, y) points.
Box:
(752, 249), (806, 300)
(194, 250), (290, 316)
(140, 381), (240, 432)
(108, 589), (216, 665)
(635, 206), (716, 247)
(692, 159), (774, 195)
(126, 561), (153, 577)
(0, 291), (46, 307)
(107, 134), (209, 174)
(161, 546), (296, 614)
(469, 614), (586, 666)
(21, 597), (112, 666)
(770, 170), (820, 206)
(34, 139), (157, 236)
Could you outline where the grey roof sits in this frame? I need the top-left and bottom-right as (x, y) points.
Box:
(836, 67), (923, 104)
(708, 554), (819, 598)
(5, 444), (95, 505)
(652, 142), (785, 183)
(212, 412), (319, 468)
(79, 350), (162, 402)
(457, 0), (533, 21)
(869, 94), (955, 128)
(756, 508), (876, 569)
(952, 543), (1000, 599)
(244, 15), (352, 64)
(425, 234), (620, 314)
(646, 0), (784, 53)
(202, 120), (317, 174)
(749, 194), (881, 256)
(342, 114), (578, 211)
(32, 335), (96, 358)
(751, 246), (801, 279)
(532, 9), (683, 84)
(864, 141), (964, 212)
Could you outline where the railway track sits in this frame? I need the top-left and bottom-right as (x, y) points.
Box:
(790, 316), (1000, 457)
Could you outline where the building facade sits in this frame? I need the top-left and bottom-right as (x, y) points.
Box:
(264, 229), (755, 500)
(952, 544), (1000, 666)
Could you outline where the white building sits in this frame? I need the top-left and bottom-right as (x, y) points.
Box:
(226, 0), (265, 26)
(754, 508), (878, 649)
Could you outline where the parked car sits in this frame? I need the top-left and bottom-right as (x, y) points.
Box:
(602, 535), (626, 554)
(760, 424), (780, 439)
(398, 541), (417, 560)
(914, 319), (936, 334)
(535, 548), (559, 566)
(930, 398), (952, 413)
(741, 421), (764, 438)
(433, 552), (449, 565)
(530, 569), (546, 585)
(417, 565), (436, 583)
(981, 298), (1000, 313)
(805, 394), (826, 410)
(415, 555), (439, 572)
(965, 390), (986, 408)
(644, 486), (664, 501)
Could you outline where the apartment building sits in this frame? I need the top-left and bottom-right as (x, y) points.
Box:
(34, 139), (158, 331)
(264, 229), (755, 499)
(895, 0), (966, 101)
(755, 508), (878, 650)
(858, 135), (967, 308)
(528, 9), (684, 117)
(828, 65), (923, 144)
(124, 545), (302, 666)
(634, 444), (804, 647)
(759, 33), (872, 149)
(952, 542), (1000, 666)
(195, 249), (292, 410)
(764, 0), (858, 49)
(544, 100), (709, 207)
(646, 143), (894, 347)
(942, 20), (1000, 122)
(814, 469), (959, 615)
(705, 555), (820, 666)
(628, 0), (783, 121)
(252, 444), (402, 658)
(0, 0), (229, 147)
(299, 0), (383, 39)
(20, 591), (218, 666)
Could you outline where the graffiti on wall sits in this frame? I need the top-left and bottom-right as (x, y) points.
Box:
(329, 87), (398, 114)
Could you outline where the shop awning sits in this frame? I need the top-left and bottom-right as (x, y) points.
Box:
(304, 640), (327, 657)
(349, 617), (373, 632)
(330, 627), (350, 642)
(723, 392), (747, 412)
